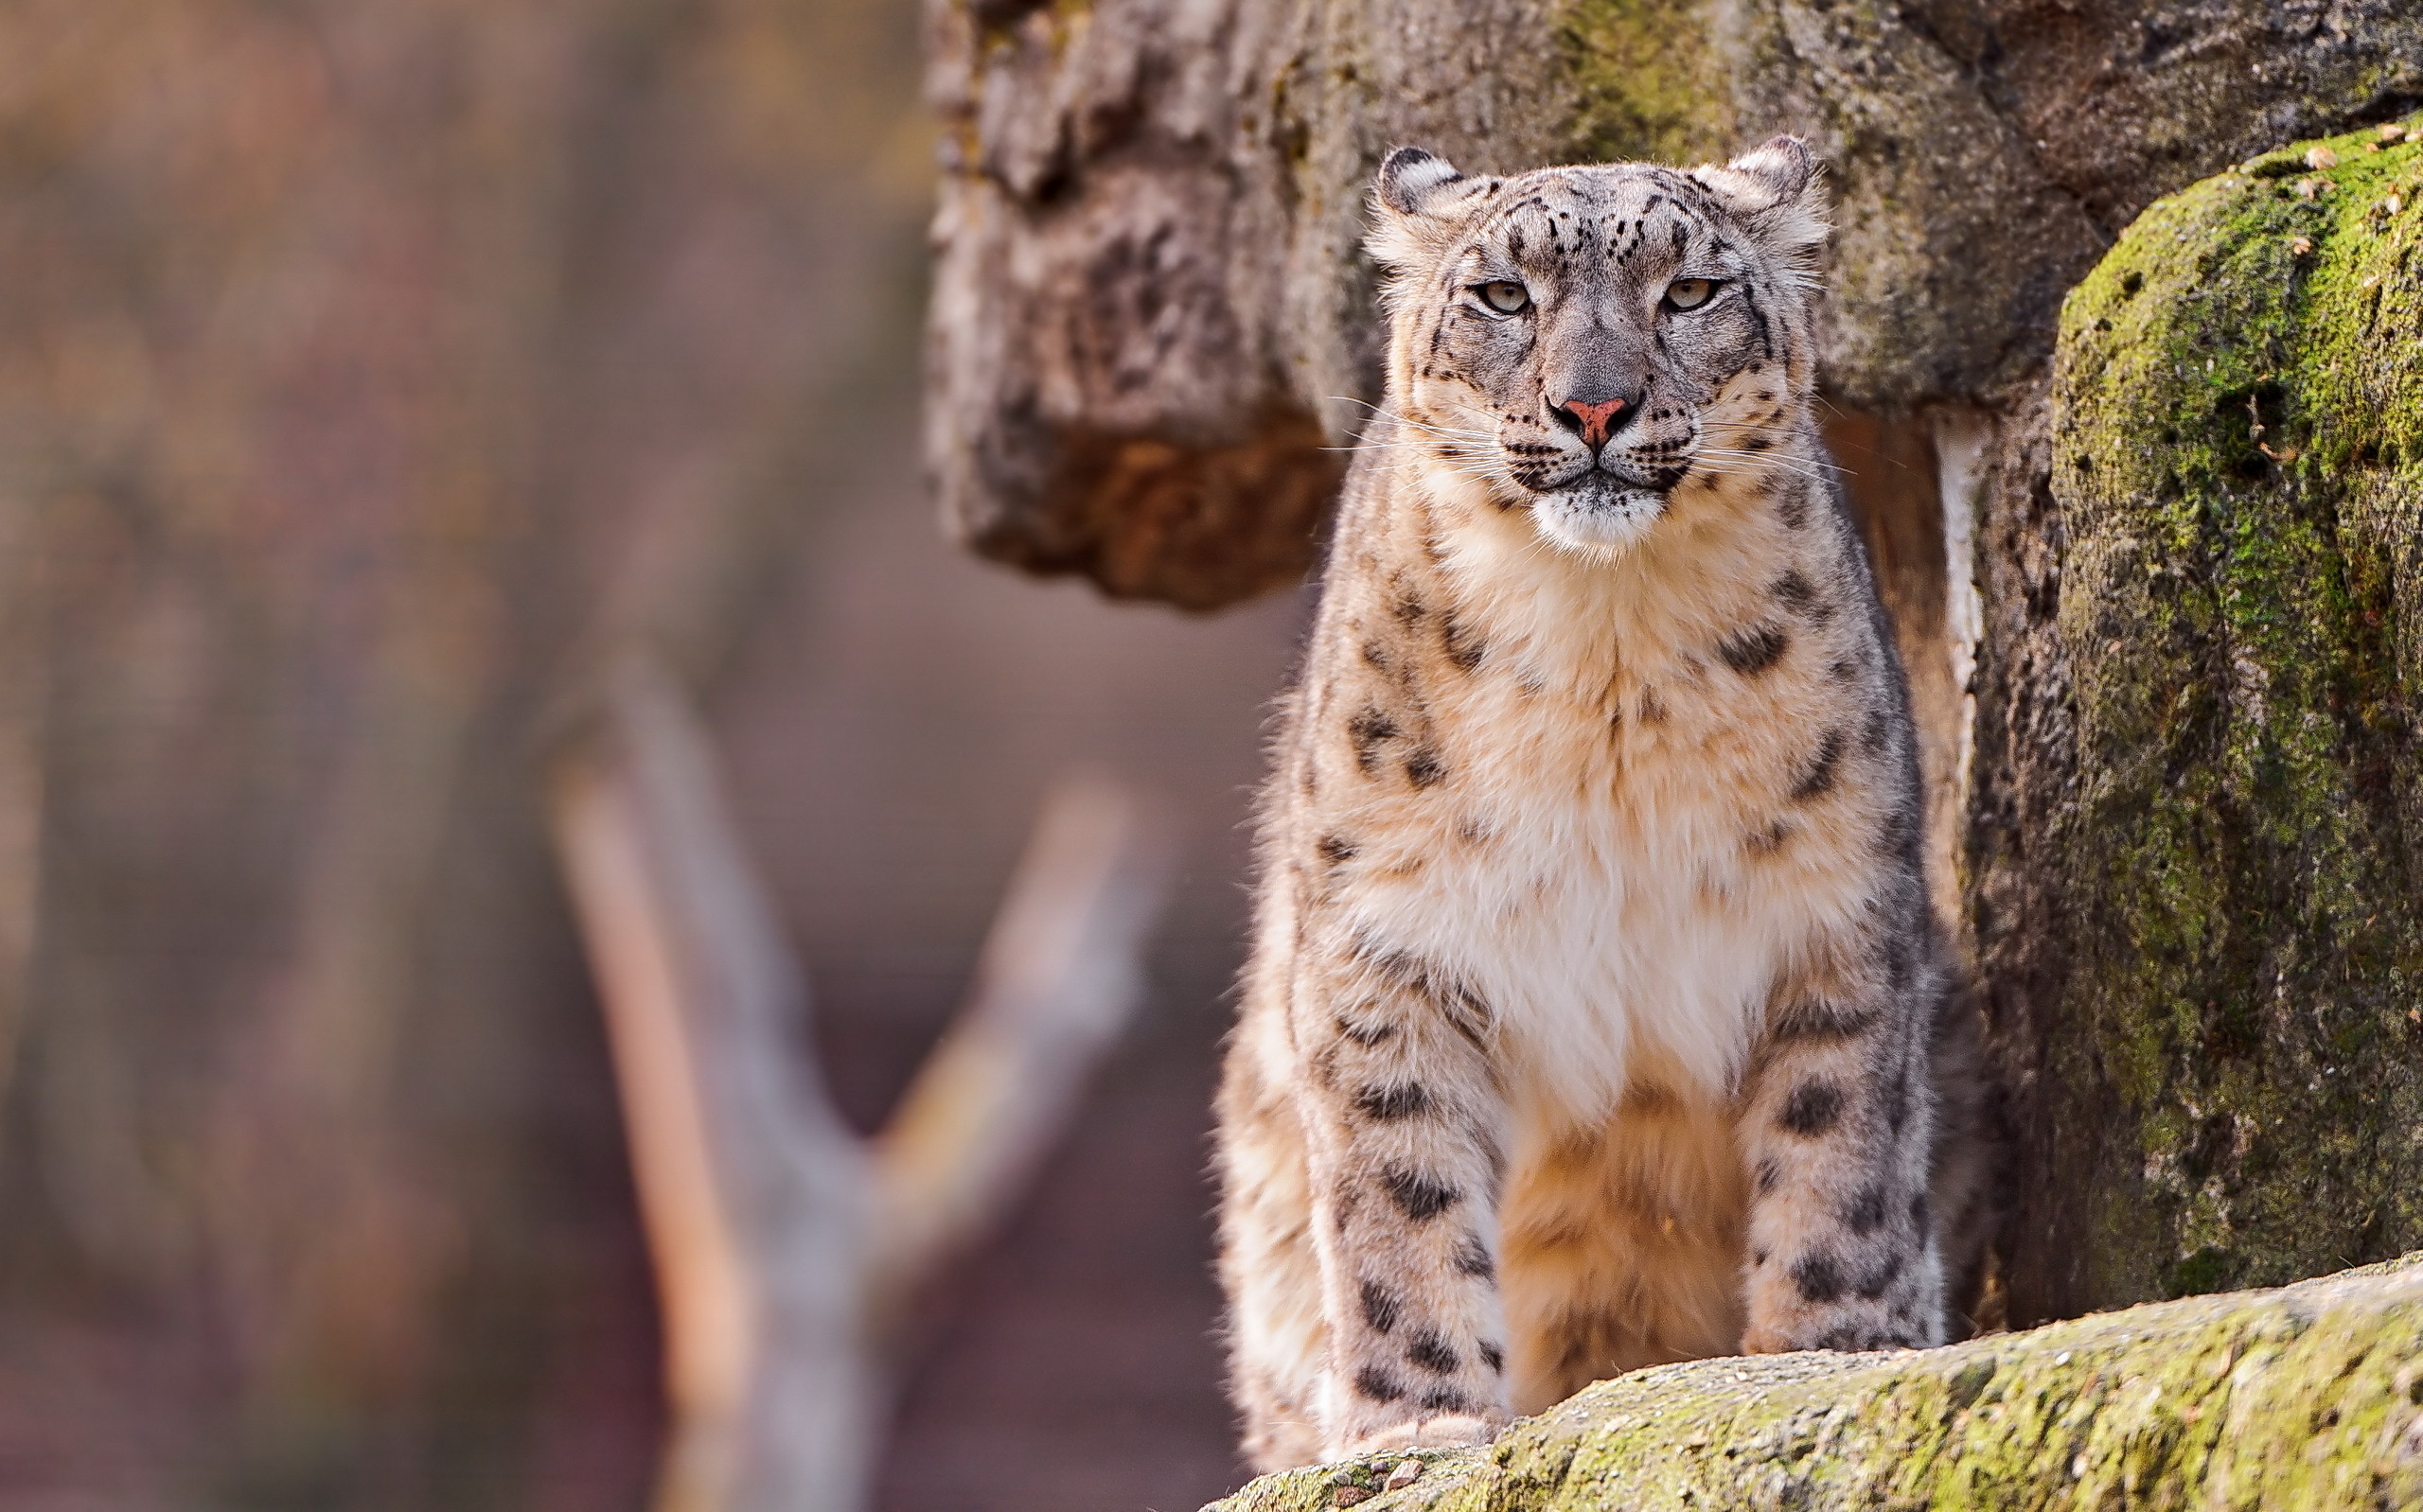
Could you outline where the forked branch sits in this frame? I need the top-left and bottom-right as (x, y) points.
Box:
(548, 654), (1169, 1512)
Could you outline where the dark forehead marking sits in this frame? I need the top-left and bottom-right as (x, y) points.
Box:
(1639, 167), (1731, 221)
(1463, 168), (1755, 277)
(1486, 168), (1659, 220)
(1554, 167), (1742, 244)
(1469, 195), (1555, 257)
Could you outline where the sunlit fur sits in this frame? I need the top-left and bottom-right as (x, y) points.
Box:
(1214, 139), (1988, 1472)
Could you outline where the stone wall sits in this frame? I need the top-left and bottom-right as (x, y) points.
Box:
(928, 0), (2423, 1326)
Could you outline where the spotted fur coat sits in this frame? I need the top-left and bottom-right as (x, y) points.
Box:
(1214, 137), (1990, 1470)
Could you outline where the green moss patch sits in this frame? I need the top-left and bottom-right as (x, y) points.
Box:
(1554, 0), (1731, 167)
(1208, 1257), (2423, 1511)
(2050, 118), (2423, 1307)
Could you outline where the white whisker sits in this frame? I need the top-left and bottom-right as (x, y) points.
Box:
(1692, 447), (1840, 484)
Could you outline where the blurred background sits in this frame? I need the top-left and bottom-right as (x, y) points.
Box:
(0, 2), (1310, 1507)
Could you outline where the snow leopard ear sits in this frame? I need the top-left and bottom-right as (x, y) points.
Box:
(1368, 147), (1499, 271)
(1691, 135), (1830, 266)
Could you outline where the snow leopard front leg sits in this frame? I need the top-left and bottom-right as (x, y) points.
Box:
(1738, 905), (1950, 1354)
(1293, 928), (1513, 1457)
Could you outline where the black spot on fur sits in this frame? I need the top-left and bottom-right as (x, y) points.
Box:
(1742, 288), (1775, 360)
(1453, 1232), (1494, 1278)
(1768, 998), (1883, 1045)
(1880, 929), (1915, 991)
(1440, 979), (1493, 1044)
(1829, 657), (1859, 683)
(1778, 491), (1811, 530)
(1348, 708), (1398, 772)
(1754, 1158), (1781, 1195)
(1406, 1330), (1459, 1374)
(1383, 1168), (1459, 1221)
(1844, 1184), (1888, 1235)
(1884, 1067), (1914, 1134)
(1909, 1191), (1932, 1233)
(1393, 593), (1428, 624)
(1746, 819), (1791, 855)
(1355, 1081), (1435, 1121)
(1419, 1386), (1472, 1414)
(1638, 688), (1669, 725)
(1793, 729), (1846, 801)
(1778, 1081), (1845, 1137)
(1817, 1322), (1878, 1351)
(1355, 1365), (1406, 1402)
(1479, 1340), (1505, 1372)
(1718, 624), (1791, 676)
(1792, 1251), (1846, 1304)
(1335, 1012), (1397, 1046)
(1362, 639), (1391, 671)
(1442, 612), (1486, 672)
(1857, 1254), (1905, 1300)
(1863, 708), (1891, 756)
(1317, 834), (1358, 865)
(1350, 939), (1494, 1045)
(1404, 747), (1447, 788)
(1771, 570), (1815, 611)
(1872, 799), (1914, 861)
(1360, 1279), (1401, 1334)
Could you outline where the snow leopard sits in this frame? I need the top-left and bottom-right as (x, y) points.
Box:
(1213, 136), (1990, 1469)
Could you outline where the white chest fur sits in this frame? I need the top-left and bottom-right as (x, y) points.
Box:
(1343, 690), (1797, 1131)
(1330, 466), (1874, 1132)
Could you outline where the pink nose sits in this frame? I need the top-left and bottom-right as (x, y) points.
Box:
(1558, 396), (1628, 449)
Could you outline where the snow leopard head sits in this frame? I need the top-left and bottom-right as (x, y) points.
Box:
(1367, 137), (1829, 554)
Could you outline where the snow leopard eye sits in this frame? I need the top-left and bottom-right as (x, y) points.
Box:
(1664, 277), (1718, 310)
(1476, 280), (1531, 314)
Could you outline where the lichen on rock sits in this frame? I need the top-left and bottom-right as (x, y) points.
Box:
(1555, 0), (1732, 170)
(1205, 1255), (2423, 1511)
(2040, 117), (2423, 1309)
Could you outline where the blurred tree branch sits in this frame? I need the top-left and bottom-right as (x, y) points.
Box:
(550, 655), (1170, 1512)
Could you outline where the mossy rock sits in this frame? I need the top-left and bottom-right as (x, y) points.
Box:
(1206, 1255), (2423, 1510)
(1555, 0), (1734, 170)
(2040, 119), (2423, 1309)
